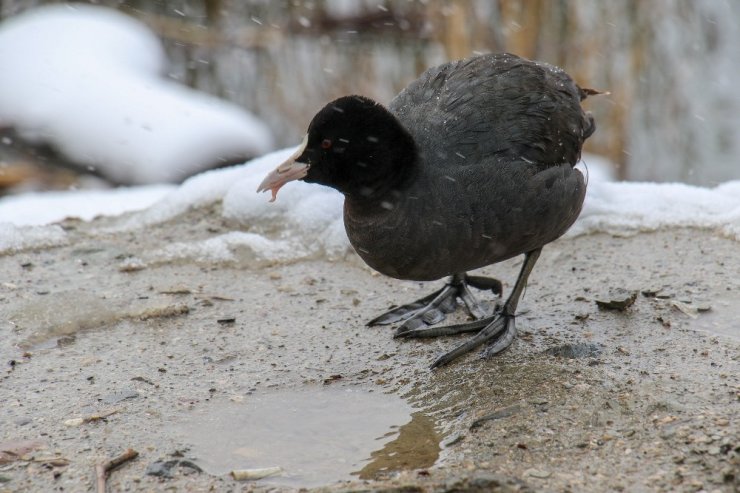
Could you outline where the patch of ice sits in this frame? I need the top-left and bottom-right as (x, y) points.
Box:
(0, 4), (273, 185)
(152, 231), (302, 264)
(0, 223), (67, 254)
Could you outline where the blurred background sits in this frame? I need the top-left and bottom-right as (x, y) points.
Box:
(0, 0), (738, 194)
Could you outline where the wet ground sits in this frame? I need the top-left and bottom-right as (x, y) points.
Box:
(1, 205), (738, 492)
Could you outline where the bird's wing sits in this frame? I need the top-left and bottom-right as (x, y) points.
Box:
(389, 53), (594, 168)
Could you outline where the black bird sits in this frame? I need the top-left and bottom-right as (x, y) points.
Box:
(258, 53), (597, 368)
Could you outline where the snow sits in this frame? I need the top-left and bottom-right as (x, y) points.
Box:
(154, 231), (298, 264)
(1, 149), (739, 261)
(571, 180), (740, 240)
(0, 185), (173, 227)
(0, 4), (273, 185)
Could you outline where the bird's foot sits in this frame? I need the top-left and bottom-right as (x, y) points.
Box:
(428, 313), (517, 369)
(401, 249), (540, 369)
(366, 274), (502, 335)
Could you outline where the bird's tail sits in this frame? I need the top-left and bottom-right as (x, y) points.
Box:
(578, 86), (610, 100)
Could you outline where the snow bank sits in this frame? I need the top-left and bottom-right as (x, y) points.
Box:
(122, 148), (348, 264)
(0, 4), (273, 185)
(119, 150), (740, 264)
(571, 180), (740, 240)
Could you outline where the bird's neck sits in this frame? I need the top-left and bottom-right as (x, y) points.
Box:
(344, 126), (419, 209)
(344, 159), (418, 216)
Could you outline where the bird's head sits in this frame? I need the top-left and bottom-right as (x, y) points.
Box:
(257, 95), (416, 202)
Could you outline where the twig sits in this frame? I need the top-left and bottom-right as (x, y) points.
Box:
(95, 448), (139, 493)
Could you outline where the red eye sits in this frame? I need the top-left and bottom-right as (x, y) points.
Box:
(321, 139), (332, 149)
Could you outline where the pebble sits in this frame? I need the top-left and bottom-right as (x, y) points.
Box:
(524, 468), (551, 479)
(595, 289), (637, 311)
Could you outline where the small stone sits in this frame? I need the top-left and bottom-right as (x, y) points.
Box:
(641, 287), (661, 297)
(146, 460), (178, 478)
(595, 289), (637, 311)
(524, 468), (551, 479)
(64, 418), (85, 427)
(118, 258), (146, 272)
(695, 303), (711, 312)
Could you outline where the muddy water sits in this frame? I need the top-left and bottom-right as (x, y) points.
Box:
(168, 388), (441, 488)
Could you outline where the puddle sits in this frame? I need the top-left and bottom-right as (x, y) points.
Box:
(690, 296), (740, 341)
(169, 387), (440, 488)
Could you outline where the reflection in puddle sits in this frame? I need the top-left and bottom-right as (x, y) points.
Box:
(355, 412), (439, 479)
(170, 388), (440, 488)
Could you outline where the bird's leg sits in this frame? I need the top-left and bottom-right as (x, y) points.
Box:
(418, 248), (542, 369)
(367, 272), (502, 332)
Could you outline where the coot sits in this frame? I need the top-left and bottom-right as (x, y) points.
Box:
(258, 53), (598, 368)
